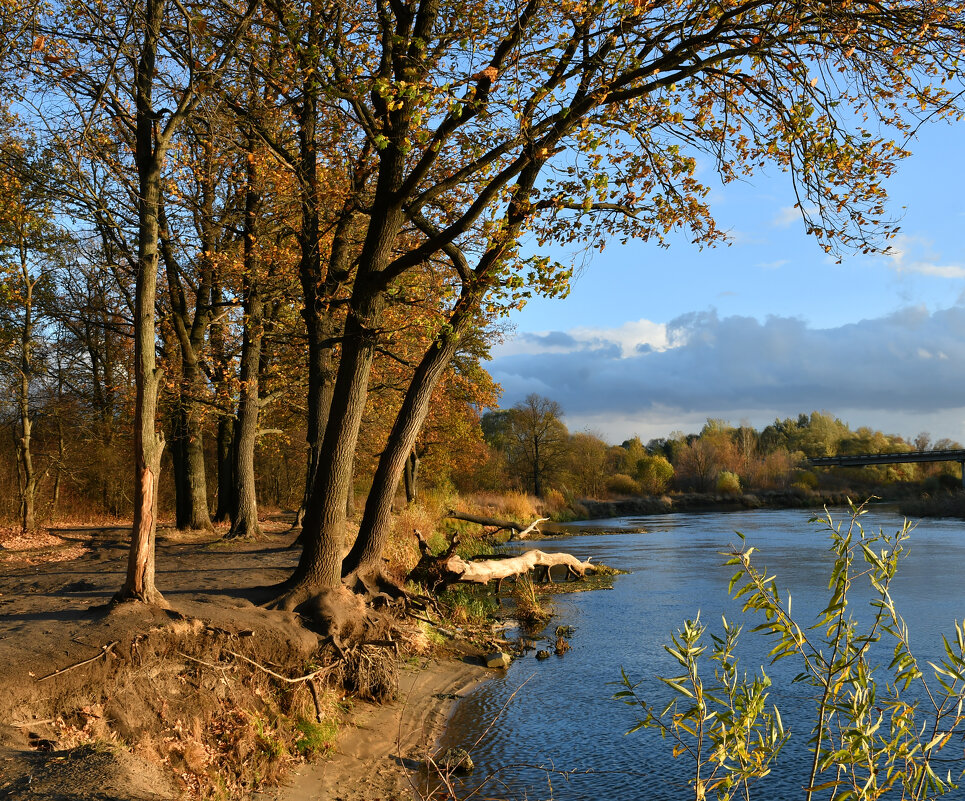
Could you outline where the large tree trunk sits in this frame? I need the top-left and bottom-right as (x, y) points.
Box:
(159, 156), (215, 533)
(227, 148), (264, 540)
(171, 365), (212, 531)
(117, 0), (167, 605)
(342, 294), (475, 577)
(280, 300), (384, 605)
(292, 52), (337, 530)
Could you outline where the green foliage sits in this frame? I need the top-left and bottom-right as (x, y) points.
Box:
(617, 502), (965, 800)
(637, 453), (675, 495)
(716, 471), (741, 495)
(294, 718), (338, 757)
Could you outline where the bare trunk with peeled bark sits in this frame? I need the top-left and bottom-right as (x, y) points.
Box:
(117, 0), (167, 605)
(446, 550), (597, 584)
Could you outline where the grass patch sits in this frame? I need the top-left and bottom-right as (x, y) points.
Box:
(295, 718), (338, 757)
(510, 575), (551, 624)
(438, 584), (498, 626)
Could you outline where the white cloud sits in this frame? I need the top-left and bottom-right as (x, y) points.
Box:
(770, 206), (801, 229)
(885, 234), (965, 279)
(488, 305), (965, 441)
(493, 318), (671, 360)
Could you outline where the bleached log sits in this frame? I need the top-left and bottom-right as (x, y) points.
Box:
(515, 517), (549, 540)
(444, 550), (595, 585)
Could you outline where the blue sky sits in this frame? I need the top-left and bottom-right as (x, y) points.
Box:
(487, 121), (965, 445)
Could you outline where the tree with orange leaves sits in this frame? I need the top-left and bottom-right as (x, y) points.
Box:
(279, 0), (965, 603)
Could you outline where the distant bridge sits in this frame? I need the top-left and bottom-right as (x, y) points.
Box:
(808, 449), (965, 486)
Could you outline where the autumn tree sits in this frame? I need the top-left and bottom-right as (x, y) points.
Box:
(274, 0), (965, 603)
(25, 0), (258, 602)
(0, 136), (69, 531)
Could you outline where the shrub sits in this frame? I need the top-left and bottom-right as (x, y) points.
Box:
(617, 502), (965, 801)
(606, 473), (641, 496)
(539, 488), (568, 518)
(791, 469), (819, 490)
(716, 470), (741, 495)
(636, 454), (674, 495)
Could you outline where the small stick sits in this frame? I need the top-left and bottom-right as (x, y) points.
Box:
(37, 641), (118, 682)
(178, 652), (232, 674)
(308, 678), (324, 723)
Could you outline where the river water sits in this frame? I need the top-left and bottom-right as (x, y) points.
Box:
(438, 506), (965, 800)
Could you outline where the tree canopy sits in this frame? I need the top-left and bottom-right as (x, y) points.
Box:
(0, 0), (961, 603)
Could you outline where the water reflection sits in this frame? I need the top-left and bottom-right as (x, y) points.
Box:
(438, 507), (965, 800)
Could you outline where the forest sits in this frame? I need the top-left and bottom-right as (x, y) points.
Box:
(0, 0), (962, 612)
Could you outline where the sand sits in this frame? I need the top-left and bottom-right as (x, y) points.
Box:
(263, 658), (487, 801)
(0, 522), (490, 801)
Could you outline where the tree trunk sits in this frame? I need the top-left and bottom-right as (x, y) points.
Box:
(117, 0), (167, 605)
(282, 306), (383, 604)
(174, 364), (212, 531)
(214, 413), (234, 523)
(210, 284), (234, 524)
(16, 248), (38, 533)
(403, 448), (419, 505)
(292, 51), (336, 530)
(51, 418), (64, 519)
(444, 550), (597, 585)
(227, 149), (263, 540)
(342, 294), (474, 577)
(17, 406), (36, 533)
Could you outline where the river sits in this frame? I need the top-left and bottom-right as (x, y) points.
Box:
(437, 506), (965, 800)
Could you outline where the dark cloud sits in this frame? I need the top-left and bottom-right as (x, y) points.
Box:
(489, 306), (965, 419)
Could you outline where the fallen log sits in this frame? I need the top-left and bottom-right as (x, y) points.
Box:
(446, 511), (549, 539)
(444, 550), (596, 585)
(407, 531), (596, 592)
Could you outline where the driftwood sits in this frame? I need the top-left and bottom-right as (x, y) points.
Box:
(446, 511), (549, 539)
(407, 530), (595, 591)
(444, 551), (595, 584)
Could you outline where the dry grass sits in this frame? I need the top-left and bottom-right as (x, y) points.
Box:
(387, 495), (452, 574)
(461, 491), (541, 522)
(510, 575), (551, 624)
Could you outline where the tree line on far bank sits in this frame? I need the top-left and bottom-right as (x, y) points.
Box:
(474, 397), (963, 508)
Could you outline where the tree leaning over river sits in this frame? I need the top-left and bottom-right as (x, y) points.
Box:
(279, 0), (965, 605)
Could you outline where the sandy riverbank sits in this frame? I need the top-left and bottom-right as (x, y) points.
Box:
(263, 657), (488, 801)
(0, 523), (494, 801)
